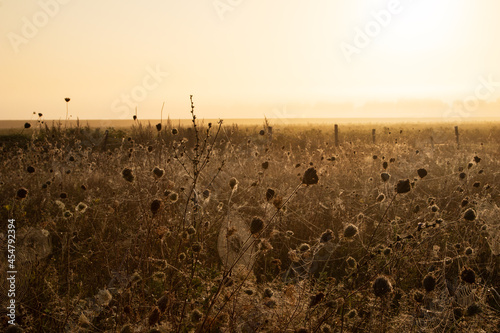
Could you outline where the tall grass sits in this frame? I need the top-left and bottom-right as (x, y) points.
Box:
(1, 105), (499, 332)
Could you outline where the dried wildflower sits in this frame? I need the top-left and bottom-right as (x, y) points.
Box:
(265, 299), (277, 308)
(376, 193), (385, 202)
(463, 208), (477, 221)
(453, 307), (464, 320)
(299, 243), (310, 252)
(191, 309), (203, 322)
(151, 199), (162, 215)
(346, 256), (357, 269)
(78, 313), (91, 328)
(244, 288), (254, 295)
(383, 247), (392, 256)
(153, 167), (164, 178)
(309, 292), (324, 307)
(417, 168), (428, 178)
(288, 249), (300, 262)
(202, 189), (210, 199)
(259, 129), (265, 135)
(396, 179), (411, 193)
(459, 172), (466, 179)
(347, 309), (357, 319)
(157, 293), (168, 312)
(423, 274), (436, 292)
(266, 188), (276, 201)
(63, 210), (73, 219)
(461, 267), (476, 284)
(302, 167), (319, 185)
(171, 128), (178, 135)
(178, 253), (186, 261)
(343, 224), (358, 238)
(465, 247), (474, 256)
(187, 226), (196, 235)
(75, 202), (88, 213)
(320, 229), (334, 243)
(250, 217), (264, 235)
(258, 238), (273, 251)
(96, 288), (112, 306)
(168, 192), (178, 203)
(55, 200), (65, 210)
(263, 288), (274, 298)
(373, 276), (392, 297)
(381, 172), (390, 182)
(466, 303), (481, 316)
(16, 187), (28, 199)
(229, 177), (238, 190)
(24, 122), (31, 129)
(122, 168), (134, 182)
(382, 161), (388, 169)
(191, 242), (202, 253)
(286, 230), (294, 237)
(148, 307), (160, 326)
(156, 123), (162, 131)
(414, 290), (424, 303)
(430, 204), (439, 212)
(27, 166), (35, 173)
(272, 196), (283, 209)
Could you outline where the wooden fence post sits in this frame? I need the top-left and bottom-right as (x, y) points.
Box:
(372, 129), (376, 144)
(454, 126), (459, 149)
(334, 124), (339, 147)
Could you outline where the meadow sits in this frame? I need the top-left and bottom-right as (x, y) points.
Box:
(1, 109), (499, 332)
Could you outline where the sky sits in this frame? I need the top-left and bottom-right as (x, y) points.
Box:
(1, 0), (500, 121)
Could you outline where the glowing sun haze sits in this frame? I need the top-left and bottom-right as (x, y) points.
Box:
(1, 0), (499, 120)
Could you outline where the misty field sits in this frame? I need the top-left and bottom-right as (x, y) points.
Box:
(1, 114), (500, 332)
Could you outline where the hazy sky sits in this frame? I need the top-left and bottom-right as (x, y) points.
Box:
(1, 0), (499, 120)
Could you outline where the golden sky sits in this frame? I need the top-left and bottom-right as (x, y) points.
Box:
(1, 0), (499, 120)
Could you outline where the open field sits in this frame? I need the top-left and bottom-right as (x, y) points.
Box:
(1, 117), (499, 332)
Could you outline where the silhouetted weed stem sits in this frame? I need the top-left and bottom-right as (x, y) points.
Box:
(280, 280), (309, 332)
(197, 182), (303, 332)
(176, 252), (200, 333)
(204, 260), (257, 333)
(362, 192), (398, 263)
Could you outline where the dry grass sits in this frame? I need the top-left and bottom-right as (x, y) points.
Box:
(1, 108), (499, 332)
